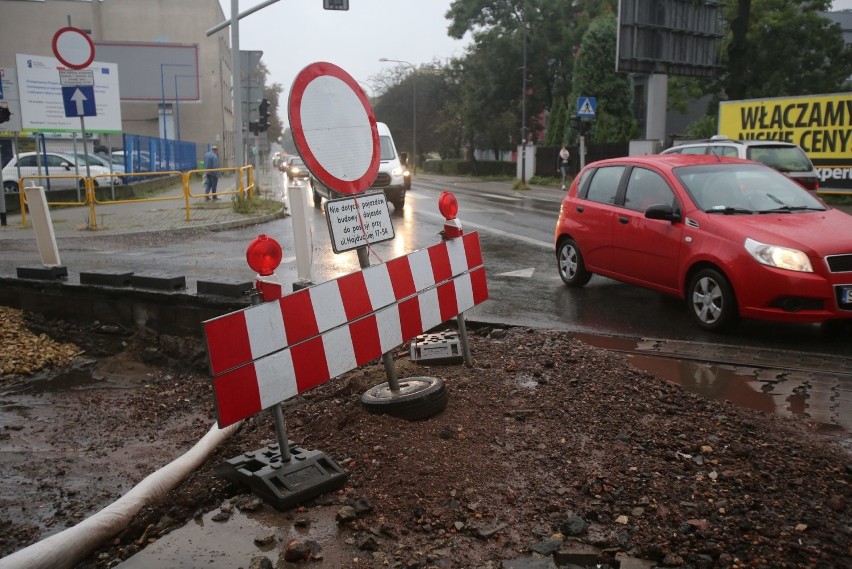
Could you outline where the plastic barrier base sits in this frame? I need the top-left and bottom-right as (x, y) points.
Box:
(215, 442), (347, 511)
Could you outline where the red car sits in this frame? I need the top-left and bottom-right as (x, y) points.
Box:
(553, 154), (852, 331)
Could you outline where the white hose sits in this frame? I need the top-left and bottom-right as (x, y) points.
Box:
(0, 421), (242, 569)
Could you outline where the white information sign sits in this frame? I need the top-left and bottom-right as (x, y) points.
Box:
(58, 69), (94, 87)
(0, 67), (23, 133)
(325, 192), (395, 254)
(15, 53), (121, 133)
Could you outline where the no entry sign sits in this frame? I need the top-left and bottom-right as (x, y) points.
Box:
(288, 62), (379, 195)
(52, 27), (95, 70)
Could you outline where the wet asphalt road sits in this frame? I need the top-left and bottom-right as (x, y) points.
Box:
(0, 171), (850, 358)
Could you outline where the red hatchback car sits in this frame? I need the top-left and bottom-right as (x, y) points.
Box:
(553, 154), (852, 331)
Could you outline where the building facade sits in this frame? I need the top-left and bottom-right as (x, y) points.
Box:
(0, 0), (235, 165)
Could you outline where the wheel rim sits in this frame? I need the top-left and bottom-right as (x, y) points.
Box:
(365, 377), (435, 401)
(559, 245), (578, 279)
(692, 276), (723, 324)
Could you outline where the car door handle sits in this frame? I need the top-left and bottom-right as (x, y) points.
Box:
(576, 206), (584, 213)
(619, 216), (629, 224)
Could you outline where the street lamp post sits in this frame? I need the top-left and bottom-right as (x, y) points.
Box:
(379, 58), (416, 173)
(160, 63), (192, 140)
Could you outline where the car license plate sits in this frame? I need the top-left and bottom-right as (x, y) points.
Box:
(843, 286), (852, 305)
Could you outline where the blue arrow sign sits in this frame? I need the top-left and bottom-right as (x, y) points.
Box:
(577, 97), (597, 117)
(62, 86), (96, 118)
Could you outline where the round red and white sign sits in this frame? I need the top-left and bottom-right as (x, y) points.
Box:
(52, 27), (95, 70)
(288, 62), (379, 195)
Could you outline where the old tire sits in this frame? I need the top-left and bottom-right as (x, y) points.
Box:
(557, 238), (591, 287)
(688, 268), (738, 332)
(361, 376), (448, 421)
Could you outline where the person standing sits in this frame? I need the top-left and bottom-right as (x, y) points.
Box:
(203, 145), (220, 200)
(559, 145), (570, 190)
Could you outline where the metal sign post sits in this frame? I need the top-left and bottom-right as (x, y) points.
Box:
(60, 69), (97, 202)
(577, 97), (597, 171)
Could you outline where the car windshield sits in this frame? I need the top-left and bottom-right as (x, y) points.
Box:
(675, 164), (826, 214)
(746, 145), (813, 173)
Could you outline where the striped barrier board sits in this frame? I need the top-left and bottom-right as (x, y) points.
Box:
(204, 232), (488, 427)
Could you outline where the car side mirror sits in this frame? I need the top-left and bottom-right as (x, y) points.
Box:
(645, 203), (681, 222)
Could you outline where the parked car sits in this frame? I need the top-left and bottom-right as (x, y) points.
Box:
(2, 151), (122, 192)
(112, 150), (153, 173)
(553, 154), (852, 332)
(73, 152), (126, 178)
(661, 136), (819, 191)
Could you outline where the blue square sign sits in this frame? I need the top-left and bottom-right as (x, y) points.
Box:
(62, 86), (97, 118)
(577, 97), (597, 117)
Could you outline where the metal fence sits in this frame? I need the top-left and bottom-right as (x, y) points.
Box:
(1, 133), (197, 178)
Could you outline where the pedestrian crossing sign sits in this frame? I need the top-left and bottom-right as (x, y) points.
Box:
(577, 97), (596, 117)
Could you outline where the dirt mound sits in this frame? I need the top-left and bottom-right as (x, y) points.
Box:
(1, 318), (849, 568)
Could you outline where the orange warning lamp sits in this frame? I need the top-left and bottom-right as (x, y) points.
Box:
(438, 191), (463, 240)
(438, 191), (459, 220)
(246, 234), (283, 276)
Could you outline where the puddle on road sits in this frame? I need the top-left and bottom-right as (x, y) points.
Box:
(574, 333), (851, 436)
(116, 501), (358, 568)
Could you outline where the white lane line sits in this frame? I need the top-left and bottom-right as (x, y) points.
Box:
(416, 210), (552, 249)
(496, 268), (535, 278)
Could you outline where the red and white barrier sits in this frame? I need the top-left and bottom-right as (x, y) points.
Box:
(204, 232), (488, 427)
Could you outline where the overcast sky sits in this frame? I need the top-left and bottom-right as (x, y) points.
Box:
(218, 0), (469, 121)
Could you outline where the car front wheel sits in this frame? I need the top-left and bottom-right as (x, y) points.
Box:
(688, 268), (738, 332)
(3, 181), (19, 193)
(557, 238), (591, 287)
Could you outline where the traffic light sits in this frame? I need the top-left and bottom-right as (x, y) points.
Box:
(580, 119), (592, 136)
(323, 0), (349, 9)
(0, 104), (11, 124)
(257, 99), (270, 133)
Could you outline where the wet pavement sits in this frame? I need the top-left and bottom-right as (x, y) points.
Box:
(0, 168), (850, 439)
(1, 170), (851, 567)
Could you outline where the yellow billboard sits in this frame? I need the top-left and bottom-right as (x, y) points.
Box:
(719, 93), (852, 190)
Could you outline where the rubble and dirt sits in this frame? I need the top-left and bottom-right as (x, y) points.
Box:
(0, 308), (849, 568)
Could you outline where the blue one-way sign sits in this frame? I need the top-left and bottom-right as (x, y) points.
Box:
(62, 86), (96, 118)
(577, 97), (597, 117)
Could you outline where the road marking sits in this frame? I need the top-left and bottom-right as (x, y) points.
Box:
(478, 192), (521, 202)
(496, 268), (535, 278)
(416, 210), (552, 249)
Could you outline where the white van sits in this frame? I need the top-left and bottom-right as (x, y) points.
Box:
(311, 122), (409, 210)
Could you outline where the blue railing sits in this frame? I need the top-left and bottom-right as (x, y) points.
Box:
(121, 134), (197, 176)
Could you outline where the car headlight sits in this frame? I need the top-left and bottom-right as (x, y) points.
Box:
(392, 167), (404, 177)
(744, 238), (813, 272)
(291, 167), (300, 174)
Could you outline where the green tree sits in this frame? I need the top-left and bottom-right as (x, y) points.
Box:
(445, 0), (616, 152)
(255, 62), (284, 142)
(372, 61), (464, 163)
(570, 14), (636, 143)
(545, 98), (568, 146)
(721, 0), (852, 100)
